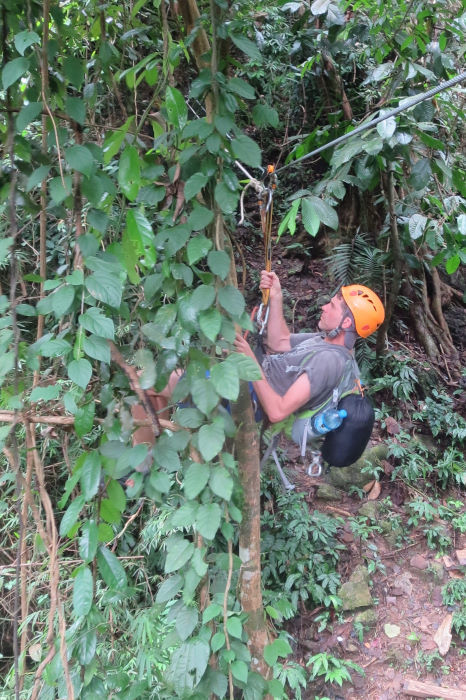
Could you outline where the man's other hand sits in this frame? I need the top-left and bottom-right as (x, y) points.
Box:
(260, 270), (282, 299)
(233, 332), (258, 361)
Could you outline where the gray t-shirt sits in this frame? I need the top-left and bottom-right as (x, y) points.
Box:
(261, 332), (357, 410)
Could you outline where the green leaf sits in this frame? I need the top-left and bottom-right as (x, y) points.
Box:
(83, 335), (110, 363)
(156, 574), (183, 604)
(190, 376), (219, 415)
(97, 545), (127, 590)
(226, 353), (262, 380)
(217, 285), (245, 317)
(230, 33), (261, 61)
(80, 451), (101, 500)
(14, 30), (40, 55)
(230, 134), (261, 169)
(277, 198), (300, 237)
(64, 96), (86, 125)
(39, 338), (72, 358)
(26, 165), (51, 191)
(74, 401), (95, 438)
(187, 235), (212, 265)
(165, 86), (188, 130)
(191, 284), (216, 311)
(175, 605), (199, 641)
(203, 603), (223, 623)
(188, 204), (214, 231)
(85, 271), (123, 309)
(210, 361), (239, 401)
(65, 145), (94, 178)
(376, 114), (396, 139)
(184, 172), (208, 201)
(301, 198), (320, 237)
(173, 407), (204, 429)
(164, 535), (195, 574)
(252, 103), (279, 128)
(68, 358), (92, 389)
(207, 250), (230, 280)
(408, 214), (427, 240)
(79, 308), (114, 339)
(198, 421), (225, 461)
(51, 285), (75, 317)
(209, 467), (233, 501)
(263, 638), (292, 666)
(445, 254), (460, 274)
(100, 498), (122, 524)
(79, 520), (99, 562)
(2, 57), (29, 90)
(165, 639), (210, 696)
(303, 195), (338, 230)
(118, 146), (141, 201)
(0, 237), (13, 264)
(59, 495), (85, 536)
(214, 181), (238, 214)
(211, 631), (225, 653)
(29, 385), (60, 403)
(50, 176), (72, 204)
(16, 101), (42, 132)
(75, 629), (97, 666)
(184, 462), (210, 499)
(227, 617), (243, 640)
(409, 158), (432, 190)
(149, 470), (171, 493)
(199, 308), (222, 342)
(231, 659), (248, 683)
(227, 77), (255, 100)
(63, 56), (84, 87)
(196, 503), (221, 540)
(73, 566), (93, 617)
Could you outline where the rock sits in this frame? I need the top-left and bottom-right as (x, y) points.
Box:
(431, 587), (443, 607)
(434, 613), (453, 656)
(380, 518), (402, 547)
(392, 572), (413, 596)
(410, 554), (428, 570)
(387, 596), (397, 605)
(358, 501), (380, 520)
(345, 641), (359, 653)
(350, 564), (370, 585)
(340, 531), (354, 544)
(456, 548), (466, 566)
(338, 579), (373, 611)
(354, 609), (377, 627)
(427, 561), (444, 584)
(316, 483), (344, 500)
(328, 444), (389, 490)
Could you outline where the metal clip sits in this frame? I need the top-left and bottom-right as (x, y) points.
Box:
(307, 451), (323, 477)
(256, 303), (270, 335)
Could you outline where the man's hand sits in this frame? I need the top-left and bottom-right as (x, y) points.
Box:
(233, 332), (258, 361)
(260, 270), (282, 299)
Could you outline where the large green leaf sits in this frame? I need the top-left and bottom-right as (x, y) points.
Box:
(165, 86), (188, 130)
(82, 335), (110, 363)
(14, 30), (40, 55)
(207, 250), (230, 280)
(96, 545), (127, 590)
(187, 235), (212, 265)
(217, 285), (245, 317)
(51, 285), (75, 317)
(196, 503), (222, 540)
(79, 308), (114, 339)
(118, 146), (141, 201)
(72, 566), (93, 617)
(165, 639), (210, 696)
(409, 158), (432, 190)
(184, 462), (210, 499)
(198, 422), (225, 461)
(214, 181), (239, 214)
(252, 104), (279, 128)
(227, 77), (255, 100)
(65, 145), (94, 178)
(199, 308), (222, 342)
(74, 401), (95, 438)
(79, 520), (99, 562)
(2, 57), (29, 90)
(39, 338), (72, 358)
(190, 376), (219, 415)
(225, 353), (262, 380)
(230, 134), (261, 169)
(59, 495), (85, 536)
(64, 96), (86, 125)
(80, 451), (101, 500)
(156, 574), (183, 604)
(29, 385), (60, 403)
(229, 33), (261, 61)
(16, 101), (42, 132)
(210, 361), (239, 401)
(184, 172), (208, 201)
(175, 605), (199, 641)
(75, 629), (97, 666)
(304, 195), (338, 230)
(191, 284), (216, 311)
(85, 271), (123, 309)
(68, 358), (92, 389)
(209, 467), (234, 501)
(301, 198), (320, 237)
(164, 535), (195, 574)
(49, 176), (72, 204)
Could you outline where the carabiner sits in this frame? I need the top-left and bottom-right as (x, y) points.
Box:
(256, 303), (270, 335)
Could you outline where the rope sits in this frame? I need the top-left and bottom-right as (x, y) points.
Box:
(275, 70), (466, 175)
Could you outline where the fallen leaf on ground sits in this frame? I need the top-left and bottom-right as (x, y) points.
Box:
(442, 555), (456, 569)
(367, 480), (381, 500)
(384, 623), (401, 638)
(385, 416), (401, 434)
(434, 613), (453, 656)
(455, 548), (466, 566)
(363, 480), (375, 492)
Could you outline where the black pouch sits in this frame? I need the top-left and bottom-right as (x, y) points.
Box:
(321, 393), (375, 468)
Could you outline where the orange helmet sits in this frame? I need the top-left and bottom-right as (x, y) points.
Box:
(341, 285), (385, 338)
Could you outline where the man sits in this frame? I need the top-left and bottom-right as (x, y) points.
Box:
(132, 270), (384, 444)
(233, 270), (384, 424)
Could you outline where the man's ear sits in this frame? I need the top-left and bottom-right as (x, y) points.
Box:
(341, 315), (353, 330)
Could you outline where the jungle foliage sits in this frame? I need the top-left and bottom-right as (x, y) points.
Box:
(0, 0), (464, 698)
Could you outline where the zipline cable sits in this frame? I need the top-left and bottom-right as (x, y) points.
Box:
(274, 70), (466, 175)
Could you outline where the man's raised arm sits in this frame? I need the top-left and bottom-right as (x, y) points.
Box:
(260, 270), (291, 352)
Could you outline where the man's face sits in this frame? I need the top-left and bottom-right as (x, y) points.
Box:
(318, 294), (346, 332)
